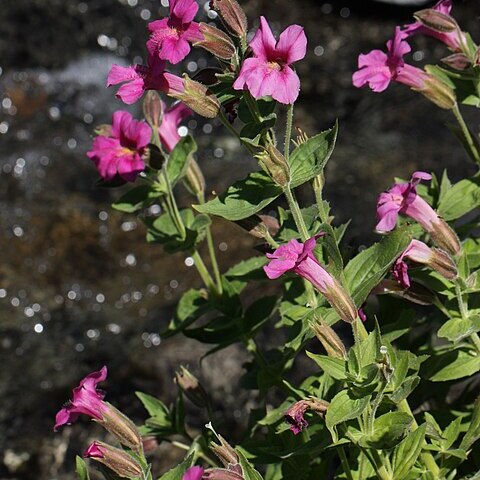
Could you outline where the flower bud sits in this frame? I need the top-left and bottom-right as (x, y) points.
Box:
(310, 320), (347, 359)
(417, 75), (456, 110)
(169, 76), (220, 118)
(175, 366), (210, 408)
(143, 91), (163, 128)
(256, 145), (290, 187)
(204, 469), (243, 480)
(84, 441), (143, 479)
(429, 218), (461, 256)
(209, 0), (247, 38)
(210, 434), (239, 468)
(95, 124), (113, 136)
(235, 214), (280, 240)
(414, 9), (459, 33)
(372, 279), (436, 306)
(195, 23), (236, 60)
(441, 53), (471, 70)
(102, 403), (143, 451)
(184, 158), (206, 198)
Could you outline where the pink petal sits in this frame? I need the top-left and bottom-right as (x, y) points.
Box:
(116, 78), (146, 104)
(183, 22), (203, 42)
(117, 153), (145, 182)
(54, 407), (79, 431)
(411, 171), (432, 185)
(163, 72), (185, 95)
(270, 66), (301, 104)
(232, 57), (262, 91)
(264, 258), (297, 279)
(84, 442), (106, 459)
(357, 50), (388, 69)
(276, 24), (307, 64)
(171, 0), (199, 24)
(159, 36), (191, 64)
(182, 466), (205, 480)
(352, 66), (391, 92)
(148, 18), (170, 34)
(134, 122), (153, 149)
(107, 64), (139, 86)
(250, 16), (276, 61)
(112, 111), (133, 138)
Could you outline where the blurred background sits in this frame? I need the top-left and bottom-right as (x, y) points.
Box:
(0, 0), (478, 478)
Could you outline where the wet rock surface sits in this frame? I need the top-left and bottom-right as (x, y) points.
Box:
(0, 0), (478, 478)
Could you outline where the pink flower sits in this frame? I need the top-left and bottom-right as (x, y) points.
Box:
(87, 111), (152, 182)
(403, 0), (466, 52)
(376, 171), (436, 233)
(107, 54), (184, 105)
(183, 466), (205, 480)
(159, 101), (193, 152)
(285, 400), (309, 435)
(233, 16), (307, 104)
(353, 27), (430, 93)
(264, 236), (357, 323)
(147, 0), (203, 65)
(393, 239), (457, 288)
(54, 367), (108, 431)
(84, 441), (143, 478)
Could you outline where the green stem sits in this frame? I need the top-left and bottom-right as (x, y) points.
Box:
(197, 192), (223, 295)
(283, 186), (309, 241)
(283, 186), (318, 307)
(452, 103), (480, 165)
(338, 447), (354, 480)
(455, 280), (480, 353)
(313, 175), (329, 224)
(398, 399), (441, 477)
(370, 451), (393, 480)
(284, 104), (294, 164)
(192, 251), (217, 293)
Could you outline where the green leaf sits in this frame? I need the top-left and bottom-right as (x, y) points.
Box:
(361, 412), (413, 449)
(392, 424), (427, 480)
(112, 185), (160, 213)
(437, 177), (480, 221)
(240, 113), (276, 141)
(390, 376), (420, 404)
(163, 288), (210, 337)
(157, 454), (195, 480)
(288, 122), (338, 187)
(306, 352), (347, 380)
(422, 349), (480, 382)
(437, 317), (480, 344)
(236, 448), (264, 480)
(194, 171), (282, 221)
(136, 392), (170, 418)
(167, 135), (197, 187)
(344, 226), (413, 306)
(76, 456), (90, 480)
(325, 389), (371, 430)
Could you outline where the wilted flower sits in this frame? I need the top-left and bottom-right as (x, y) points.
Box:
(393, 239), (457, 288)
(87, 111), (151, 182)
(285, 400), (309, 435)
(233, 16), (307, 104)
(376, 171), (460, 255)
(183, 466), (205, 480)
(107, 54), (183, 105)
(147, 0), (203, 65)
(285, 398), (329, 435)
(84, 441), (143, 478)
(54, 366), (142, 450)
(264, 236), (357, 323)
(159, 101), (193, 152)
(404, 0), (467, 52)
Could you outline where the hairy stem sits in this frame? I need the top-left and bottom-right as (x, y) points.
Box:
(452, 103), (480, 165)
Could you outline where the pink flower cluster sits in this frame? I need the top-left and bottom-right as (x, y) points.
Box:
(353, 0), (465, 95)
